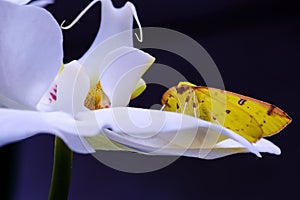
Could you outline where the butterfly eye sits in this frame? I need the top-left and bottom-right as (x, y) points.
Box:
(176, 86), (186, 94)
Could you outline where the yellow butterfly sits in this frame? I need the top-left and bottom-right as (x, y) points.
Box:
(161, 82), (291, 142)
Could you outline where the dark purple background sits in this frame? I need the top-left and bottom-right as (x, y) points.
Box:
(1, 0), (299, 199)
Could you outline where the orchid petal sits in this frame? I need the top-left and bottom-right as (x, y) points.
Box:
(76, 108), (261, 157)
(140, 138), (280, 159)
(253, 139), (281, 155)
(79, 0), (137, 63)
(0, 1), (63, 108)
(29, 0), (54, 7)
(0, 93), (31, 110)
(180, 138), (280, 160)
(210, 138), (280, 158)
(38, 61), (90, 114)
(5, 0), (54, 6)
(99, 47), (154, 107)
(0, 109), (94, 153)
(96, 129), (279, 160)
(85, 134), (133, 151)
(5, 0), (31, 5)
(131, 78), (147, 100)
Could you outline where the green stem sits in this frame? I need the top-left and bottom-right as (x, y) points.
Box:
(48, 137), (73, 200)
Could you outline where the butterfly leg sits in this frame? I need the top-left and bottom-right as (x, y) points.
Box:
(182, 91), (192, 114)
(205, 107), (223, 126)
(160, 104), (166, 111)
(192, 90), (198, 118)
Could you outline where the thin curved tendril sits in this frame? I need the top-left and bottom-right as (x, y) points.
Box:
(61, 0), (100, 30)
(127, 3), (143, 42)
(60, 0), (144, 43)
(133, 11), (143, 42)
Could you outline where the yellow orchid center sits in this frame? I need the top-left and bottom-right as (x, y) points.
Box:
(84, 79), (147, 110)
(84, 81), (110, 110)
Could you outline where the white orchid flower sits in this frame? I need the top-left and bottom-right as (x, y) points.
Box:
(0, 0), (280, 159)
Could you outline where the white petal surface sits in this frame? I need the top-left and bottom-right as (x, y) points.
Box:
(160, 138), (280, 159)
(253, 139), (281, 155)
(29, 0), (54, 7)
(0, 109), (94, 153)
(5, 0), (31, 5)
(0, 1), (63, 108)
(80, 0), (137, 63)
(6, 0), (54, 6)
(38, 61), (90, 114)
(55, 61), (90, 114)
(76, 107), (261, 157)
(206, 138), (281, 159)
(99, 47), (154, 107)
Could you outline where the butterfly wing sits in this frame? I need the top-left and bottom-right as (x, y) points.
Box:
(193, 86), (291, 142)
(161, 82), (291, 143)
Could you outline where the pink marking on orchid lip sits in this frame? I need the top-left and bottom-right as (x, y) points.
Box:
(50, 92), (57, 101)
(48, 84), (58, 103)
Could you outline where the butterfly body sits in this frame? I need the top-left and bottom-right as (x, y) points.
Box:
(161, 82), (291, 142)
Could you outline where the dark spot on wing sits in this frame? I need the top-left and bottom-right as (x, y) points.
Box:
(238, 99), (246, 105)
(267, 105), (276, 115)
(226, 110), (231, 114)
